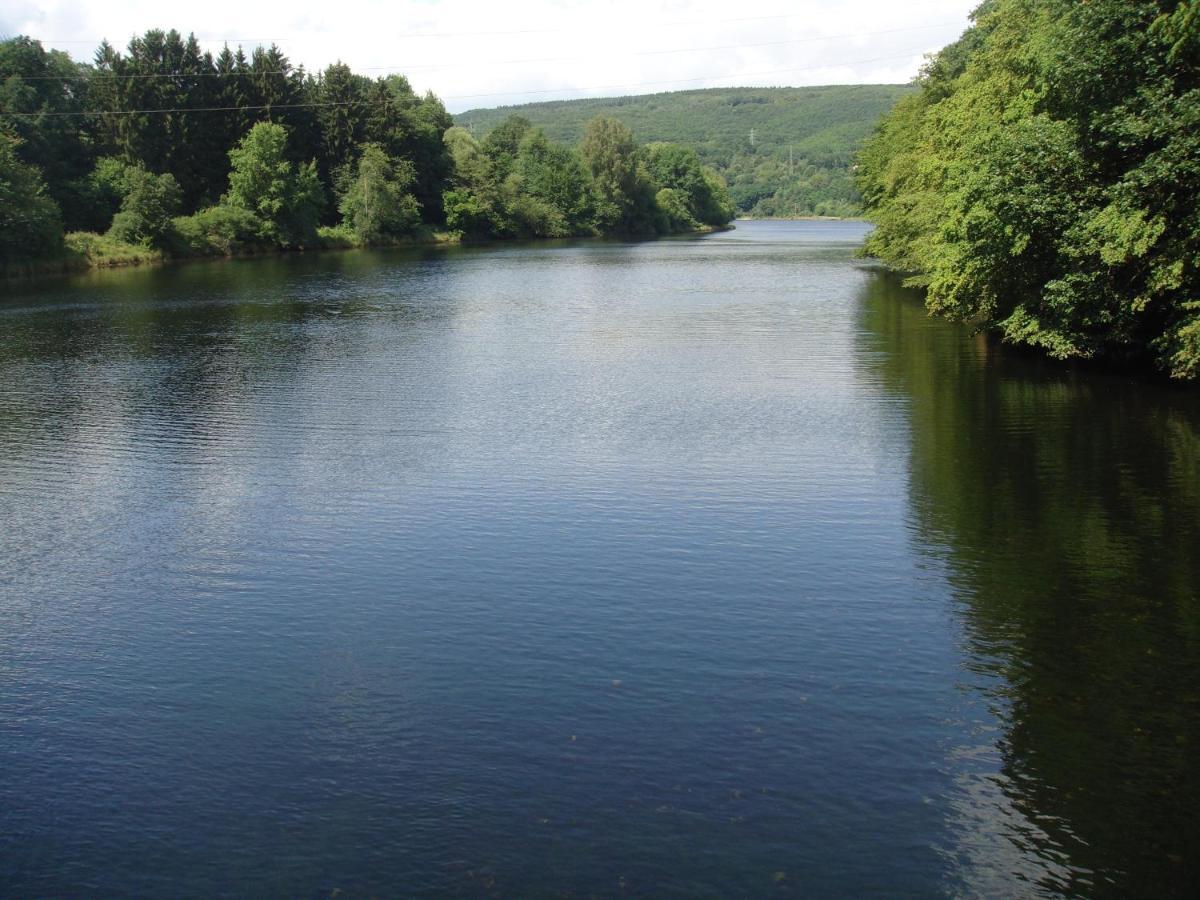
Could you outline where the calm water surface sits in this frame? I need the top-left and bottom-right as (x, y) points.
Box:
(1, 221), (1197, 896)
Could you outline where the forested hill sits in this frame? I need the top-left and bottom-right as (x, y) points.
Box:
(456, 85), (914, 217)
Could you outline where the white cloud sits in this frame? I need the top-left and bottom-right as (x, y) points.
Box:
(5, 0), (978, 111)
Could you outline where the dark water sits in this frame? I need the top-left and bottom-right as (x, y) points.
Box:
(1, 221), (1197, 897)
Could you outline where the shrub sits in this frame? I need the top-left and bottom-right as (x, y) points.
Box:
(107, 168), (182, 249)
(171, 205), (267, 256)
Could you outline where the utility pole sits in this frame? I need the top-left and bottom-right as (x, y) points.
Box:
(789, 146), (794, 176)
(749, 127), (756, 148)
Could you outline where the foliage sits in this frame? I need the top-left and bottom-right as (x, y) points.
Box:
(224, 122), (323, 246)
(316, 223), (358, 248)
(579, 117), (659, 234)
(441, 126), (515, 238)
(338, 143), (422, 242)
(456, 86), (914, 217)
(857, 0), (1200, 380)
(171, 205), (267, 256)
(63, 230), (163, 267)
(0, 133), (63, 266)
(0, 37), (94, 230)
(655, 188), (698, 232)
(0, 30), (736, 270)
(516, 130), (593, 234)
(440, 114), (732, 241)
(108, 167), (183, 249)
(0, 30), (452, 235)
(481, 115), (533, 180)
(643, 143), (735, 226)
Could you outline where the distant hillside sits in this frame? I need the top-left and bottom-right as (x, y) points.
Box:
(455, 85), (915, 217)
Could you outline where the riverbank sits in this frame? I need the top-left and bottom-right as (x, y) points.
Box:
(736, 215), (866, 222)
(2, 224), (732, 282)
(0, 228), (459, 280)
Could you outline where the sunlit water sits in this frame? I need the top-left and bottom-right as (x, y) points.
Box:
(2, 221), (1197, 896)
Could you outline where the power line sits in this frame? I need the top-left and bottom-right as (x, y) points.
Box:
(0, 50), (932, 118)
(1, 100), (356, 117)
(8, 23), (963, 82)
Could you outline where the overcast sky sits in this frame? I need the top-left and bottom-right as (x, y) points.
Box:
(3, 0), (979, 112)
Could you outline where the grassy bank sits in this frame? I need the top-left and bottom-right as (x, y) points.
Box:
(3, 224), (730, 281)
(1, 228), (458, 280)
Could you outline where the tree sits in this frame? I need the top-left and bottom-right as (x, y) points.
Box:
(644, 142), (734, 226)
(857, 0), (1200, 380)
(0, 133), (63, 265)
(316, 62), (370, 187)
(579, 116), (659, 234)
(655, 187), (697, 232)
(0, 37), (95, 229)
(441, 125), (514, 237)
(108, 166), (183, 248)
(482, 115), (532, 180)
(516, 129), (593, 234)
(338, 144), (421, 242)
(224, 122), (323, 246)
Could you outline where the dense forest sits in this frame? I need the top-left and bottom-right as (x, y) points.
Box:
(0, 31), (735, 274)
(456, 85), (913, 218)
(857, 0), (1200, 381)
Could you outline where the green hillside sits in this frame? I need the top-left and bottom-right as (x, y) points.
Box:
(455, 85), (914, 217)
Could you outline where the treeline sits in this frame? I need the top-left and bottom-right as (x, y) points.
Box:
(856, 0), (1200, 381)
(0, 31), (734, 273)
(443, 116), (733, 238)
(456, 86), (914, 218)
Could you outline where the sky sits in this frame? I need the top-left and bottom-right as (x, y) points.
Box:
(2, 0), (980, 112)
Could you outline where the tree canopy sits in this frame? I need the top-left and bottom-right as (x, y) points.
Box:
(456, 85), (914, 218)
(857, 0), (1200, 380)
(0, 32), (735, 271)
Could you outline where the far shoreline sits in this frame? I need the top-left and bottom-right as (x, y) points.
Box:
(735, 215), (868, 222)
(3, 224), (735, 284)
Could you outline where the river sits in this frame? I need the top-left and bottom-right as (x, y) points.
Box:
(1, 220), (1197, 895)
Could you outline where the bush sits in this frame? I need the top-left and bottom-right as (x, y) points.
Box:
(63, 231), (162, 267)
(317, 224), (358, 248)
(510, 194), (569, 238)
(655, 187), (698, 232)
(107, 168), (182, 249)
(171, 205), (267, 256)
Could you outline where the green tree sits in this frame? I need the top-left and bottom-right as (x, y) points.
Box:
(316, 62), (370, 187)
(644, 142), (735, 226)
(482, 115), (533, 180)
(441, 125), (514, 237)
(108, 166), (183, 248)
(0, 37), (95, 230)
(857, 0), (1200, 380)
(0, 133), (63, 265)
(338, 143), (421, 242)
(654, 187), (697, 232)
(516, 129), (593, 234)
(453, 85), (913, 218)
(579, 116), (658, 234)
(224, 122), (323, 246)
